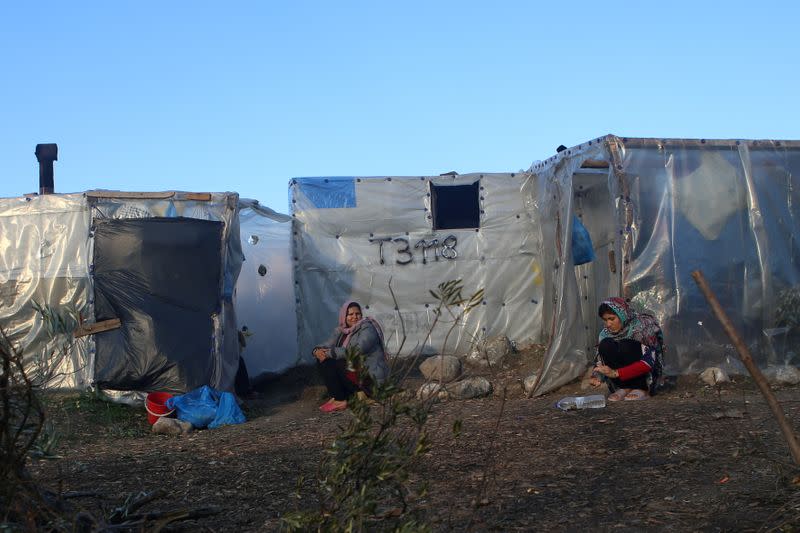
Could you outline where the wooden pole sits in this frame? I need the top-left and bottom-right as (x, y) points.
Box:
(691, 270), (800, 465)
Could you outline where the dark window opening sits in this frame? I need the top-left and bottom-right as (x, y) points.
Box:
(430, 181), (480, 230)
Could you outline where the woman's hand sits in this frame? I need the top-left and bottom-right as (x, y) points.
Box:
(589, 375), (602, 387)
(313, 347), (330, 362)
(594, 364), (619, 379)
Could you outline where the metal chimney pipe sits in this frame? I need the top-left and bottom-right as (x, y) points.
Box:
(35, 143), (58, 195)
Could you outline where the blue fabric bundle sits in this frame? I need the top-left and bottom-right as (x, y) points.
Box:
(572, 215), (596, 266)
(166, 385), (246, 429)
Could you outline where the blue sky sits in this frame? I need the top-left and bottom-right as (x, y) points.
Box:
(2, 1), (798, 213)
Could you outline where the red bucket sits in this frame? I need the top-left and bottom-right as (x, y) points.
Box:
(145, 392), (175, 425)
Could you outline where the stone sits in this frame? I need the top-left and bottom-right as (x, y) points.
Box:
(152, 417), (193, 436)
(699, 367), (730, 386)
(416, 382), (448, 402)
(419, 355), (462, 382)
(450, 377), (493, 399)
(467, 336), (513, 367)
(466, 345), (490, 367)
(762, 364), (800, 386)
(523, 374), (539, 395)
(484, 336), (512, 365)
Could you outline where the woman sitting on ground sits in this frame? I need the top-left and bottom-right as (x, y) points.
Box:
(312, 300), (389, 412)
(590, 297), (664, 401)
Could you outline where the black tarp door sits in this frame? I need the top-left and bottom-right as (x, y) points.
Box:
(92, 217), (223, 392)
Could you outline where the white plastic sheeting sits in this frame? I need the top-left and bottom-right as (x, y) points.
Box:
(7, 135), (798, 398)
(0, 193), (92, 389)
(0, 191), (243, 392)
(291, 135), (800, 397)
(291, 173), (546, 362)
(235, 200), (297, 379)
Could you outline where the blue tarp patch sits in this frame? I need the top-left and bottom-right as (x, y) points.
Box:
(293, 177), (356, 209)
(166, 385), (246, 429)
(572, 215), (596, 266)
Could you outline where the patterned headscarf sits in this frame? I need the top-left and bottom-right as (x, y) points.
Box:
(598, 297), (662, 350)
(337, 300), (385, 348)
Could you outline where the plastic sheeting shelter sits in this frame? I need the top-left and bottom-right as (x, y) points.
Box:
(234, 199), (297, 379)
(0, 190), (243, 393)
(291, 173), (546, 363)
(291, 135), (800, 396)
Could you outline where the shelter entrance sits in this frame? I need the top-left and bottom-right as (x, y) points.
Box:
(91, 217), (224, 392)
(572, 167), (620, 355)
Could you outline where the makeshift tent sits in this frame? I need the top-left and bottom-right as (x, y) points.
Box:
(234, 199), (297, 379)
(291, 135), (800, 396)
(0, 190), (243, 393)
(291, 173), (545, 363)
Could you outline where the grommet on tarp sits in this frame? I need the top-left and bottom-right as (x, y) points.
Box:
(257, 265), (267, 276)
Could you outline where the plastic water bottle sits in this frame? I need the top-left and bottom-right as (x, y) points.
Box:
(556, 394), (606, 410)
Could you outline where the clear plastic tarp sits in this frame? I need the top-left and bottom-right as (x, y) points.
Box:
(235, 200), (297, 379)
(0, 191), (243, 392)
(532, 136), (800, 395)
(0, 193), (92, 389)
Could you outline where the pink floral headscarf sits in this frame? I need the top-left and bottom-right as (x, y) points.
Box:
(337, 300), (385, 348)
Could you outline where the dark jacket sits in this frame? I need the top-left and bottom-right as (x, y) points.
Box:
(323, 320), (389, 385)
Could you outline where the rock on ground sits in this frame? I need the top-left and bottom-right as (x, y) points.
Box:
(466, 335), (513, 367)
(699, 367), (730, 386)
(419, 355), (462, 382)
(152, 417), (194, 436)
(762, 364), (800, 386)
(450, 377), (493, 399)
(523, 374), (538, 395)
(416, 382), (449, 402)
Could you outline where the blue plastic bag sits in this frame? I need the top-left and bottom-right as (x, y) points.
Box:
(571, 215), (596, 266)
(166, 385), (246, 429)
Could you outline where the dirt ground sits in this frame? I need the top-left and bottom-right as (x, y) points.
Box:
(29, 349), (800, 532)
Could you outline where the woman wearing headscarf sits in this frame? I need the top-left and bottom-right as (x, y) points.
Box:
(589, 297), (664, 401)
(312, 300), (389, 412)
